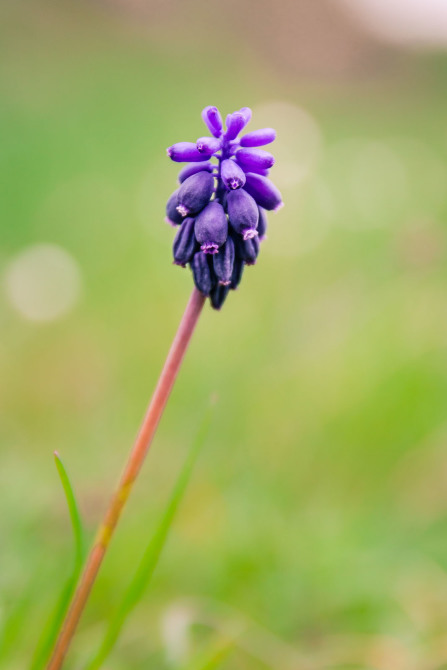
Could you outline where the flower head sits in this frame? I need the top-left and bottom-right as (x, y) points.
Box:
(166, 106), (283, 309)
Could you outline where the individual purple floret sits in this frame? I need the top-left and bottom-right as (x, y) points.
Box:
(177, 172), (215, 217)
(221, 159), (246, 190)
(165, 189), (183, 226)
(190, 251), (214, 295)
(213, 236), (235, 286)
(227, 188), (259, 241)
(236, 148), (275, 172)
(178, 161), (213, 184)
(173, 218), (197, 267)
(166, 106), (283, 309)
(194, 201), (228, 254)
(240, 128), (276, 147)
(243, 173), (283, 211)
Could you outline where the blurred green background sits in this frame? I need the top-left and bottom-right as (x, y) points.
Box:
(1, 1), (447, 668)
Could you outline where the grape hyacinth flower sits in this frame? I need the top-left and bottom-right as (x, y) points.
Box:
(47, 107), (283, 670)
(166, 106), (283, 310)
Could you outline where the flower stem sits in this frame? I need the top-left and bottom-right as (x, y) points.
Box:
(47, 288), (206, 670)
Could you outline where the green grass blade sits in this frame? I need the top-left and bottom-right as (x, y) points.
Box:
(87, 403), (215, 670)
(29, 452), (86, 670)
(53, 451), (86, 574)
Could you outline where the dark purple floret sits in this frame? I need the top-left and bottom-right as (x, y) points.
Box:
(178, 161), (214, 184)
(190, 251), (214, 295)
(213, 236), (235, 285)
(236, 148), (275, 172)
(230, 256), (244, 290)
(244, 173), (283, 211)
(166, 189), (183, 226)
(177, 171), (215, 217)
(173, 218), (197, 266)
(257, 207), (268, 240)
(166, 105), (283, 308)
(227, 188), (259, 241)
(232, 231), (260, 265)
(194, 201), (228, 254)
(210, 283), (230, 310)
(240, 128), (276, 147)
(221, 159), (246, 190)
(241, 236), (260, 265)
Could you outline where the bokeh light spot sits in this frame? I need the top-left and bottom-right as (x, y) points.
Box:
(252, 101), (323, 189)
(5, 244), (82, 322)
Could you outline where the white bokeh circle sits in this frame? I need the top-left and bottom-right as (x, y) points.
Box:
(5, 244), (82, 322)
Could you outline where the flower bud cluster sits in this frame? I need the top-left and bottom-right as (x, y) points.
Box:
(166, 106), (283, 309)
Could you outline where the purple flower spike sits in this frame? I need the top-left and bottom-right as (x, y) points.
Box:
(178, 161), (213, 184)
(190, 251), (213, 295)
(166, 106), (283, 308)
(197, 137), (221, 154)
(173, 218), (197, 266)
(225, 112), (246, 141)
(165, 189), (183, 226)
(227, 188), (259, 240)
(167, 142), (214, 162)
(244, 173), (283, 211)
(201, 106), (223, 138)
(240, 128), (276, 147)
(177, 171), (215, 217)
(213, 236), (235, 285)
(195, 201), (228, 254)
(236, 148), (275, 172)
(221, 159), (246, 190)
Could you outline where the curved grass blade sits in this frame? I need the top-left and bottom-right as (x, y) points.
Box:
(30, 452), (86, 670)
(87, 402), (215, 670)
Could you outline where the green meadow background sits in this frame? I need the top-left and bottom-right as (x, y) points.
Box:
(1, 2), (447, 668)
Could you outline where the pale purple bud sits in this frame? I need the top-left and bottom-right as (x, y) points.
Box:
(178, 161), (213, 184)
(197, 137), (221, 154)
(244, 173), (283, 211)
(225, 112), (246, 141)
(190, 251), (214, 295)
(168, 142), (213, 162)
(257, 207), (268, 240)
(210, 283), (230, 310)
(221, 159), (246, 190)
(173, 218), (197, 266)
(240, 128), (276, 147)
(194, 201), (228, 254)
(165, 189), (183, 226)
(213, 236), (235, 285)
(239, 107), (252, 126)
(201, 106), (223, 138)
(177, 171), (215, 217)
(227, 188), (259, 240)
(236, 148), (275, 171)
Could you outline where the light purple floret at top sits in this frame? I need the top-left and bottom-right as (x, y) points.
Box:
(166, 105), (283, 310)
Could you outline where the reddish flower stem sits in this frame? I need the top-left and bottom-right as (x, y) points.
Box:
(47, 288), (206, 670)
